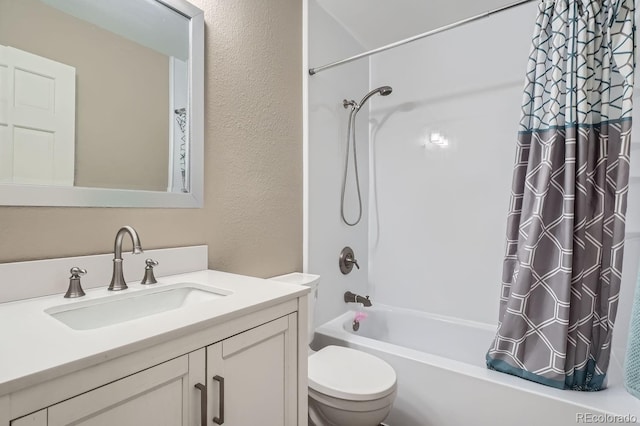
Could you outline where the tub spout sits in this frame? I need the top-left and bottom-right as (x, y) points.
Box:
(344, 291), (372, 307)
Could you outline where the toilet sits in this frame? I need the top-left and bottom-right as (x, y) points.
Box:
(270, 273), (396, 426)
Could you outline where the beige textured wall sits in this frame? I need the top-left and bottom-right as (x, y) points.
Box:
(0, 0), (170, 191)
(196, 0), (303, 277)
(0, 0), (303, 278)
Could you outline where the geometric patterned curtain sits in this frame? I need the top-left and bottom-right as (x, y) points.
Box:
(486, 0), (635, 391)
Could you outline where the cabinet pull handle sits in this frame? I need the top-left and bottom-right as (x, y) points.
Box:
(194, 383), (207, 426)
(213, 375), (225, 425)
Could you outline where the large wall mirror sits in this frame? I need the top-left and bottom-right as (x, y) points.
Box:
(0, 0), (203, 207)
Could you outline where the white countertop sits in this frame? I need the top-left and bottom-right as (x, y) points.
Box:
(0, 269), (308, 397)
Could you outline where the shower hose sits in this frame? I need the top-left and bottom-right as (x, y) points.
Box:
(341, 106), (362, 226)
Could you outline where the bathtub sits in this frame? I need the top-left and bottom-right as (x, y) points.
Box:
(312, 305), (640, 426)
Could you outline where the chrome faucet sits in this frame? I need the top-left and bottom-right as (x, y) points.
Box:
(108, 226), (143, 291)
(344, 291), (372, 307)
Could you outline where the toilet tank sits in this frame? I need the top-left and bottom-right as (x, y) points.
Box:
(269, 272), (320, 344)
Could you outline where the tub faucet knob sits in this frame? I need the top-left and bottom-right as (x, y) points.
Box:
(339, 246), (360, 274)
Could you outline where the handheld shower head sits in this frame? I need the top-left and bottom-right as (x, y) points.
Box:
(358, 85), (393, 107)
(378, 86), (393, 96)
(343, 86), (393, 111)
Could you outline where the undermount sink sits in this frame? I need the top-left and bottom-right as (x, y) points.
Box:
(45, 283), (231, 330)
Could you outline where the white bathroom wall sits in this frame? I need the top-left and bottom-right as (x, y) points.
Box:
(307, 0), (371, 326)
(367, 3), (538, 325)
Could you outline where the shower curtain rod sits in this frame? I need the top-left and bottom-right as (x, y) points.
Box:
(308, 0), (538, 76)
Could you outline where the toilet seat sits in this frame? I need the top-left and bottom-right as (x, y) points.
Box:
(308, 346), (396, 401)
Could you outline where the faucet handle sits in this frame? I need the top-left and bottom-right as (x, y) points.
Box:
(141, 258), (159, 285)
(70, 267), (87, 278)
(65, 267), (87, 298)
(347, 255), (360, 270)
(339, 247), (360, 274)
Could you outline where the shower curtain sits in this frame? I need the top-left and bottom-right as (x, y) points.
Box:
(486, 0), (635, 391)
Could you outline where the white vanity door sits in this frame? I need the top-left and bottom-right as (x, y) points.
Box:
(0, 45), (75, 186)
(47, 355), (191, 426)
(206, 314), (298, 426)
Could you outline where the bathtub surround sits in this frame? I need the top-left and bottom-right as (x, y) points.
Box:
(307, 0), (371, 326)
(487, 0), (635, 391)
(366, 3), (536, 324)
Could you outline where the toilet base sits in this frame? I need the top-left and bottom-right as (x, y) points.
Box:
(308, 387), (396, 426)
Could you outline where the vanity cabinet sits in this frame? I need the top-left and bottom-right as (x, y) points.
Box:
(206, 315), (297, 425)
(7, 309), (302, 426)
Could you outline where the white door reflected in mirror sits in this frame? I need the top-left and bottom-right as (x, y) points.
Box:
(0, 45), (75, 186)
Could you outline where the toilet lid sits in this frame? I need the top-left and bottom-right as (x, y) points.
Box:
(308, 346), (396, 401)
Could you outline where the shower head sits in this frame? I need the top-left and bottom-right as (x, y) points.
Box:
(343, 86), (393, 111)
(378, 86), (393, 96)
(358, 86), (393, 108)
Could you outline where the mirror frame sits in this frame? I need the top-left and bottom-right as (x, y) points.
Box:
(0, 0), (204, 208)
